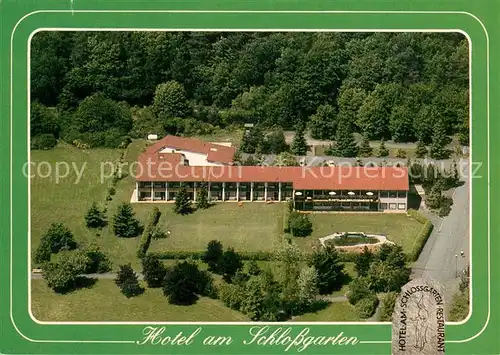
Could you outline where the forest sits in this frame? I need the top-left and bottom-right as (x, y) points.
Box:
(30, 31), (469, 152)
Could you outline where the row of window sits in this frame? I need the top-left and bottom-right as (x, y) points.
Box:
(381, 203), (406, 210)
(138, 181), (295, 189)
(138, 190), (294, 201)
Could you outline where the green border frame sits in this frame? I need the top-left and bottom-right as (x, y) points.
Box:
(1, 1), (498, 354)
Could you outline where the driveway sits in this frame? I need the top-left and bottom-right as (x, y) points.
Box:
(411, 163), (470, 304)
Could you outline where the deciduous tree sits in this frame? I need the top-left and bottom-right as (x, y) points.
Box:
(202, 240), (224, 273)
(152, 80), (189, 119)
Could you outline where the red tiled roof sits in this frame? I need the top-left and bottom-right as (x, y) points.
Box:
(135, 161), (409, 191)
(144, 135), (235, 164)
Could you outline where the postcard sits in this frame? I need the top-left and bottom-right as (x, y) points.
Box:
(0, 0), (498, 354)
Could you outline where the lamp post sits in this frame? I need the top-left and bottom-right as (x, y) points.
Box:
(455, 254), (458, 278)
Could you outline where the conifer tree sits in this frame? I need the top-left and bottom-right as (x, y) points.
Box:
(334, 118), (358, 157)
(308, 246), (346, 295)
(429, 118), (449, 159)
(291, 123), (308, 156)
(115, 263), (144, 297)
(113, 203), (141, 238)
(141, 255), (167, 288)
(377, 138), (389, 157)
(415, 140), (428, 158)
(355, 246), (374, 277)
(85, 202), (107, 228)
(358, 134), (373, 157)
(425, 184), (442, 209)
(196, 184), (210, 209)
(174, 187), (192, 215)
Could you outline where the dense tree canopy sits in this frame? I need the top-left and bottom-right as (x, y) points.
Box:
(31, 32), (469, 147)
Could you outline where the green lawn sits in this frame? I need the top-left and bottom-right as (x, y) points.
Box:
(193, 129), (243, 147)
(31, 279), (248, 322)
(149, 203), (286, 253)
(297, 213), (423, 256)
(31, 143), (122, 254)
(292, 301), (362, 322)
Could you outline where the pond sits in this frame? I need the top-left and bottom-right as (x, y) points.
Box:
(324, 232), (380, 247)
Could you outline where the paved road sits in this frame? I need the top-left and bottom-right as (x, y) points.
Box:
(31, 272), (144, 280)
(412, 163), (470, 304)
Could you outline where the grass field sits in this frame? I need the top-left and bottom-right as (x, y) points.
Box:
(296, 213), (423, 256)
(30, 143), (122, 253)
(292, 301), (362, 322)
(31, 279), (249, 322)
(149, 203), (286, 253)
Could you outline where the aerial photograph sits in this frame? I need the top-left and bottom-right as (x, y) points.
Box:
(29, 31), (470, 323)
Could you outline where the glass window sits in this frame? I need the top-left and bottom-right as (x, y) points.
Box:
(389, 203), (397, 210)
(398, 191), (407, 198)
(398, 203), (406, 210)
(380, 191), (389, 198)
(389, 191), (398, 198)
(380, 203), (388, 210)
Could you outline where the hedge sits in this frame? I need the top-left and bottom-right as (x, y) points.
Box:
(149, 249), (359, 262)
(406, 208), (428, 224)
(137, 207), (161, 258)
(406, 209), (434, 262)
(409, 221), (434, 262)
(355, 295), (379, 319)
(149, 250), (274, 261)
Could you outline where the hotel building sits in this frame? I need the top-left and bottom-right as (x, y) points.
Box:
(133, 135), (409, 212)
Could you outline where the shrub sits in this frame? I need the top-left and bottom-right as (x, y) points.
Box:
(137, 207), (161, 258)
(31, 133), (57, 150)
(82, 244), (112, 273)
(35, 223), (77, 264)
(449, 291), (470, 322)
(108, 187), (116, 196)
(288, 212), (313, 237)
(42, 250), (91, 293)
(218, 283), (245, 310)
(347, 277), (372, 305)
(395, 148), (407, 158)
(379, 292), (399, 321)
(355, 295), (379, 318)
(150, 225), (167, 240)
(34, 240), (52, 264)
